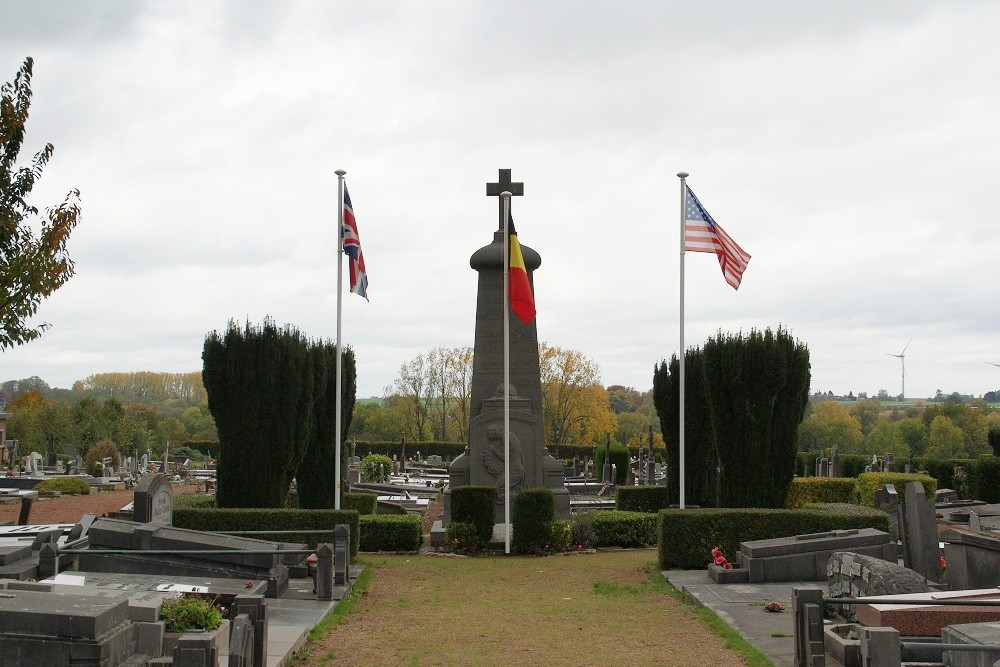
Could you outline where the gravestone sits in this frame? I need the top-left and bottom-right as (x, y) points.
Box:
(729, 528), (894, 583)
(133, 474), (173, 525)
(445, 168), (570, 522)
(901, 481), (942, 582)
(874, 484), (900, 539)
(28, 451), (42, 474)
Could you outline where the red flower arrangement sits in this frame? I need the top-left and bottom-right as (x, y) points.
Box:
(711, 546), (734, 570)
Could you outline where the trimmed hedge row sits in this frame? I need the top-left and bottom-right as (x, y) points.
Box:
(348, 440), (666, 466)
(856, 472), (936, 508)
(615, 486), (671, 513)
(589, 510), (658, 548)
(358, 515), (422, 552)
(34, 477), (90, 495)
(172, 508), (360, 561)
(796, 453), (1000, 504)
(785, 477), (858, 508)
(657, 504), (891, 570)
(343, 492), (377, 515)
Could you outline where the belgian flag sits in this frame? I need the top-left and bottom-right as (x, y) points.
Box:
(508, 218), (536, 324)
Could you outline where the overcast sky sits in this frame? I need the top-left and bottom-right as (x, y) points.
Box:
(2, 1), (999, 400)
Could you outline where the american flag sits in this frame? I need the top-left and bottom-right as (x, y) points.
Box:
(342, 186), (368, 299)
(684, 185), (750, 290)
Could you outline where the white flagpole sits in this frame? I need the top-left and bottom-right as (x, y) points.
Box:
(677, 172), (688, 510)
(334, 169), (346, 510)
(502, 191), (512, 555)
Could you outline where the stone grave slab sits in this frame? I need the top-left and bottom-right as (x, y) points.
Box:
(827, 551), (931, 599)
(45, 571), (269, 601)
(853, 589), (1000, 637)
(901, 481), (943, 582)
(943, 528), (1000, 590)
(0, 588), (137, 665)
(735, 528), (894, 582)
(941, 621), (1000, 667)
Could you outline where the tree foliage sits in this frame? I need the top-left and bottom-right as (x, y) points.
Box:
(1, 57), (81, 349)
(797, 400), (863, 453)
(202, 319), (316, 508)
(653, 349), (718, 507)
(921, 402), (990, 457)
(701, 327), (811, 508)
(295, 343), (356, 509)
(539, 342), (616, 447)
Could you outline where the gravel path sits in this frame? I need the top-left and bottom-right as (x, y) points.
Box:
(0, 482), (203, 525)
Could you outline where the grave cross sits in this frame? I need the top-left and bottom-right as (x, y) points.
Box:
(486, 168), (524, 230)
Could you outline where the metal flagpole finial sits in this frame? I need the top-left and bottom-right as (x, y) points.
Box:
(335, 169), (347, 177)
(501, 191), (512, 198)
(677, 172), (689, 179)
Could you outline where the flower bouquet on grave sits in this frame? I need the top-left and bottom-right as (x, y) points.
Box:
(710, 546), (733, 570)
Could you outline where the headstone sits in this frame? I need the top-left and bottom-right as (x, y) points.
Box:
(827, 552), (931, 599)
(830, 446), (840, 478)
(444, 168), (569, 522)
(792, 587), (826, 667)
(134, 474), (173, 526)
(229, 613), (255, 667)
(900, 481), (942, 581)
(860, 627), (900, 667)
(28, 451), (42, 474)
(874, 484), (900, 540)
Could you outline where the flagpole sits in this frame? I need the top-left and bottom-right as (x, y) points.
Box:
(502, 191), (512, 555)
(677, 172), (688, 510)
(334, 169), (346, 510)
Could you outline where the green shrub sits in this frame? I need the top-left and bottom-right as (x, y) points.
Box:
(361, 454), (393, 483)
(657, 505), (891, 570)
(616, 486), (670, 513)
(359, 515), (422, 552)
(594, 443), (630, 484)
(785, 477), (858, 509)
(445, 521), (480, 555)
(344, 492), (377, 515)
(590, 510), (658, 548)
(512, 488), (554, 554)
(34, 477), (90, 495)
(172, 507), (360, 561)
(856, 472), (936, 508)
(570, 512), (598, 549)
(548, 519), (573, 552)
(172, 494), (216, 509)
(160, 593), (223, 632)
(84, 439), (120, 477)
(451, 486), (497, 548)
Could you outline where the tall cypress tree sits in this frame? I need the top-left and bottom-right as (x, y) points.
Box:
(653, 349), (717, 507)
(296, 343), (356, 508)
(202, 319), (314, 508)
(701, 327), (810, 508)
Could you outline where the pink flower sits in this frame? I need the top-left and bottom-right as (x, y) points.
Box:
(714, 555), (727, 566)
(724, 563), (733, 570)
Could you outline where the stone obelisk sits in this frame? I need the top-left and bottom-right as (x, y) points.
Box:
(444, 169), (570, 523)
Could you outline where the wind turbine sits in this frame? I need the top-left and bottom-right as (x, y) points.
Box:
(886, 338), (912, 401)
(987, 362), (1000, 368)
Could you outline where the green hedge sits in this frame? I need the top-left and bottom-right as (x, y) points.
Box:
(594, 443), (630, 484)
(512, 488), (554, 554)
(856, 472), (936, 508)
(615, 486), (671, 513)
(172, 508), (360, 561)
(344, 492), (377, 515)
(34, 477), (90, 495)
(657, 505), (891, 570)
(976, 458), (1000, 503)
(590, 510), (658, 548)
(173, 494), (217, 509)
(785, 477), (858, 508)
(359, 515), (422, 552)
(451, 486), (497, 548)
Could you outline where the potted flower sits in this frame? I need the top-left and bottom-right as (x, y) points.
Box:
(160, 593), (230, 656)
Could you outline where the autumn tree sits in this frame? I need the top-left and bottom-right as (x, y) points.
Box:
(922, 402), (990, 457)
(538, 343), (616, 447)
(925, 415), (967, 459)
(864, 420), (909, 458)
(848, 398), (884, 439)
(5, 389), (72, 452)
(797, 400), (863, 453)
(1, 57), (81, 349)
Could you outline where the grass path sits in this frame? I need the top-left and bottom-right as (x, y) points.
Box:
(296, 549), (768, 667)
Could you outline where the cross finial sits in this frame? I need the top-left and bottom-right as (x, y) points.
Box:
(486, 168), (524, 230)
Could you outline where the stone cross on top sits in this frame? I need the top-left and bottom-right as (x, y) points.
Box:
(486, 168), (524, 231)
